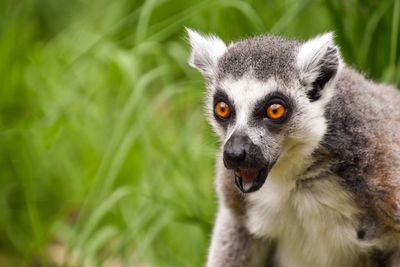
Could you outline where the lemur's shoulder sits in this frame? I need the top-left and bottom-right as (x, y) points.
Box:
(324, 66), (400, 231)
(334, 67), (400, 113)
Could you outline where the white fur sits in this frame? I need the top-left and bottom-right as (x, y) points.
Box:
(217, 75), (278, 141)
(187, 28), (227, 77)
(205, 74), (278, 141)
(297, 32), (343, 88)
(246, 176), (380, 267)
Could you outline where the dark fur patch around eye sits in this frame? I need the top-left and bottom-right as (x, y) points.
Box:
(308, 46), (339, 102)
(252, 91), (293, 129)
(213, 90), (235, 124)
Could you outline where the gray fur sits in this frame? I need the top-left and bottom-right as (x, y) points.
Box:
(187, 30), (400, 267)
(207, 206), (276, 267)
(322, 68), (400, 231)
(217, 36), (299, 82)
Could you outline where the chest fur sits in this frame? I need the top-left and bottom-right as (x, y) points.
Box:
(245, 176), (374, 267)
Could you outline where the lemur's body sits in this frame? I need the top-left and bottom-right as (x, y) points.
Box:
(187, 31), (400, 267)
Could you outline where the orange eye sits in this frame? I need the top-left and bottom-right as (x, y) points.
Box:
(266, 103), (286, 120)
(214, 101), (231, 119)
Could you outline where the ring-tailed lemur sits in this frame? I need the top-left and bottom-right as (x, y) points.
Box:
(187, 29), (400, 267)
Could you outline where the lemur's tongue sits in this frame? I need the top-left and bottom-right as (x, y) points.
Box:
(234, 169), (260, 193)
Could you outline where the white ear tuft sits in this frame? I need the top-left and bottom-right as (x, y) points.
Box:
(297, 32), (343, 101)
(186, 28), (227, 77)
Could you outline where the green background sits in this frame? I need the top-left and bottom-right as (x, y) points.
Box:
(1, 0), (399, 266)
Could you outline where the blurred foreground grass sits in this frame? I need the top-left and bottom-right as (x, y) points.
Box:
(0, 0), (399, 266)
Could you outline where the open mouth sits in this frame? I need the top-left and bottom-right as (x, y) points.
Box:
(234, 167), (269, 193)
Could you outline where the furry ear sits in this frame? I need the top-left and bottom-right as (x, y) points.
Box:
(186, 28), (227, 78)
(297, 33), (342, 101)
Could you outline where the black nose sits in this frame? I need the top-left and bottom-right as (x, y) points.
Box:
(223, 134), (251, 169)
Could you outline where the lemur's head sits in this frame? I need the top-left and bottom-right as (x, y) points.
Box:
(187, 29), (342, 193)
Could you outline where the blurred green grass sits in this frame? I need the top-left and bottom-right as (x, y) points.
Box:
(0, 0), (399, 266)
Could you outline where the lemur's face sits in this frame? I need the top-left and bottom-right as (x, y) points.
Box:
(188, 30), (341, 193)
(209, 76), (305, 193)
